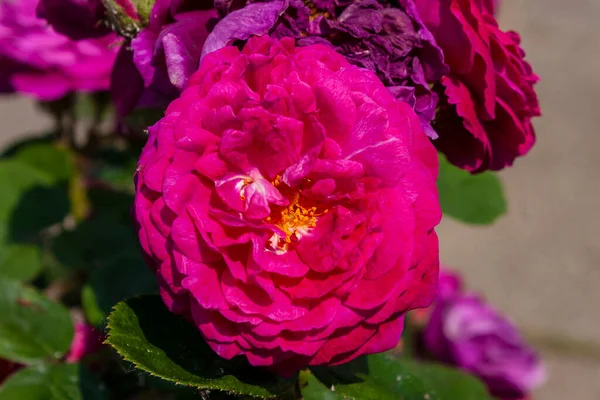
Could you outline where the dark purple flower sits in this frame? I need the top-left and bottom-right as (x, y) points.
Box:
(201, 0), (288, 59)
(209, 0), (448, 137)
(36, 0), (110, 40)
(424, 289), (546, 398)
(112, 0), (218, 117)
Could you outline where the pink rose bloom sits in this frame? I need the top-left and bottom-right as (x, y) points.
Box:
(0, 0), (118, 100)
(65, 322), (104, 363)
(416, 0), (540, 172)
(134, 36), (441, 374)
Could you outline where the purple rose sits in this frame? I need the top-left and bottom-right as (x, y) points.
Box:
(0, 0), (118, 100)
(209, 0), (448, 137)
(36, 0), (110, 40)
(111, 0), (218, 117)
(424, 288), (546, 398)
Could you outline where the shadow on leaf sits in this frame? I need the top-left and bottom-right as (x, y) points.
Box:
(8, 184), (70, 242)
(107, 296), (295, 398)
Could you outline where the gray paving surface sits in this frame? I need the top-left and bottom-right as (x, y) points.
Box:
(1, 1), (600, 398)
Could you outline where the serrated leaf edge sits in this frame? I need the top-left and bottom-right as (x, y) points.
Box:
(104, 298), (280, 399)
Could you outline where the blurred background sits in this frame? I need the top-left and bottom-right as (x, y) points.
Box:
(1, 0), (599, 398)
(438, 0), (600, 398)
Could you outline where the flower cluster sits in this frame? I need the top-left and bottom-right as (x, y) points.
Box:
(0, 0), (544, 382)
(123, 0), (540, 374)
(109, 0), (539, 171)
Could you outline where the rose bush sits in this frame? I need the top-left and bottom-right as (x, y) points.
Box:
(424, 270), (546, 399)
(134, 35), (441, 374)
(416, 0), (540, 172)
(0, 0), (548, 397)
(0, 0), (118, 100)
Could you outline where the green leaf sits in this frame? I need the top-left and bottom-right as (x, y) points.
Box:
(299, 370), (344, 400)
(0, 160), (52, 236)
(106, 296), (294, 398)
(0, 363), (81, 400)
(12, 143), (74, 184)
(405, 362), (492, 400)
(0, 160), (69, 243)
(0, 244), (43, 282)
(88, 141), (143, 192)
(10, 142), (83, 223)
(48, 189), (136, 279)
(95, 162), (136, 192)
(84, 252), (158, 324)
(50, 214), (136, 273)
(81, 286), (105, 328)
(437, 154), (506, 225)
(0, 135), (53, 159)
(87, 188), (134, 223)
(311, 354), (436, 400)
(78, 365), (109, 400)
(0, 279), (73, 364)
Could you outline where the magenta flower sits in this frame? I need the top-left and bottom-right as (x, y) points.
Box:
(0, 0), (118, 100)
(424, 270), (546, 399)
(415, 0), (540, 172)
(134, 36), (441, 374)
(65, 322), (104, 363)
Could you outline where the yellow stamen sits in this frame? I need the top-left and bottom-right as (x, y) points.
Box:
(271, 175), (282, 187)
(267, 192), (324, 247)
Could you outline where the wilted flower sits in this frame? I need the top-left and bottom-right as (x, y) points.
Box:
(0, 0), (118, 100)
(416, 0), (540, 172)
(134, 36), (440, 374)
(210, 0), (448, 137)
(424, 269), (546, 399)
